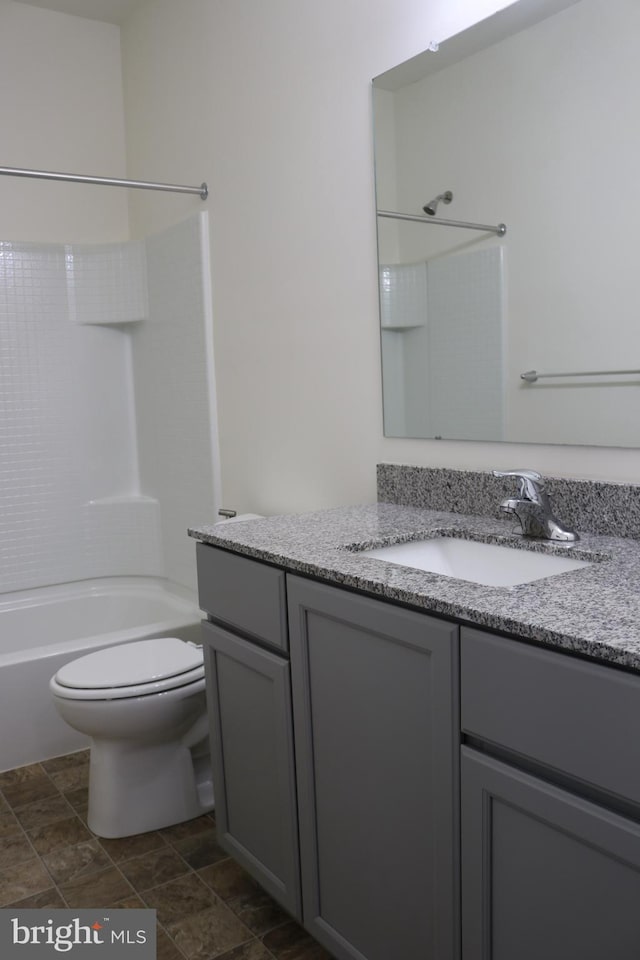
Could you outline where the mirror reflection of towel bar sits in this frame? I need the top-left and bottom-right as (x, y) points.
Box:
(521, 368), (640, 383)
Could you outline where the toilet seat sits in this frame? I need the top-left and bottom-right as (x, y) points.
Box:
(51, 637), (205, 701)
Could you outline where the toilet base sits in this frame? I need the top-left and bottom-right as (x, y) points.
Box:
(50, 655), (214, 839)
(87, 735), (214, 838)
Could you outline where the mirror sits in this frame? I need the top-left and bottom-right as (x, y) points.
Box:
(373, 0), (640, 446)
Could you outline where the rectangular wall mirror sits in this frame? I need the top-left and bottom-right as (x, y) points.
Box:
(373, 0), (640, 446)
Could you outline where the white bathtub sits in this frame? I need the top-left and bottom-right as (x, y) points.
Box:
(0, 577), (203, 772)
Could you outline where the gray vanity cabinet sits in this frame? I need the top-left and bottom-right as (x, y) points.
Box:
(201, 622), (301, 917)
(287, 575), (460, 960)
(461, 748), (640, 960)
(460, 627), (640, 960)
(198, 546), (301, 919)
(197, 538), (640, 960)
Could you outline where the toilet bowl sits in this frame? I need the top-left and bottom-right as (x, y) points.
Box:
(50, 636), (214, 839)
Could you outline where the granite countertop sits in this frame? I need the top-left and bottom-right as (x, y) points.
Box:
(189, 502), (640, 673)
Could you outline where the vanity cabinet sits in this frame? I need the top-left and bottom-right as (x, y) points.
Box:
(197, 544), (460, 960)
(287, 575), (459, 960)
(197, 544), (301, 917)
(197, 540), (640, 960)
(460, 628), (640, 960)
(461, 749), (640, 960)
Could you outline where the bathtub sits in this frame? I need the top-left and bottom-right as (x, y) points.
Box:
(0, 577), (203, 772)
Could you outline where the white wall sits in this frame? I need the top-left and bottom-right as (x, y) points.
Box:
(0, 1), (129, 242)
(119, 0), (640, 518)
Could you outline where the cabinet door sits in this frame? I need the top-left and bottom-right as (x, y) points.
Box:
(201, 620), (301, 918)
(288, 576), (459, 960)
(461, 747), (640, 960)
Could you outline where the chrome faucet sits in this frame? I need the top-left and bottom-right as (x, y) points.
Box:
(493, 469), (579, 542)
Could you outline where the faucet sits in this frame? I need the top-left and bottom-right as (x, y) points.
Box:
(492, 469), (579, 542)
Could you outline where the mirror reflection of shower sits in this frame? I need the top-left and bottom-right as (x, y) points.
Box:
(422, 191), (453, 216)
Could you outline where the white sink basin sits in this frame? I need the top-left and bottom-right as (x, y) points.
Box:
(360, 537), (592, 587)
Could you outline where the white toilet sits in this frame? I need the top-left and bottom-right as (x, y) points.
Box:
(49, 636), (214, 839)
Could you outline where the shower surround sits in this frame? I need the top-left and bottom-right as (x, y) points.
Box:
(0, 212), (220, 769)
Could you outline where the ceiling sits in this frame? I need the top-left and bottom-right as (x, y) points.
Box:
(15, 0), (149, 25)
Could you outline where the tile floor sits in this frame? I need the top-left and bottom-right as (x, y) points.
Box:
(0, 750), (333, 960)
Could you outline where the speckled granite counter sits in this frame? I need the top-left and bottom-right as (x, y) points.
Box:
(189, 500), (640, 673)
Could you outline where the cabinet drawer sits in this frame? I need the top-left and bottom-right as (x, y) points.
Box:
(196, 542), (288, 651)
(461, 627), (640, 807)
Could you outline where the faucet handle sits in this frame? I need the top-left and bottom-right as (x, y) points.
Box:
(493, 469), (544, 501)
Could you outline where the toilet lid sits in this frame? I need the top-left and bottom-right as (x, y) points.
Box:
(55, 637), (204, 690)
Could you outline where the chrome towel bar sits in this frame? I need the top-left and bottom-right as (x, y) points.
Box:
(521, 368), (640, 383)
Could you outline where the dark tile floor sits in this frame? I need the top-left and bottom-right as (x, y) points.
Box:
(0, 750), (333, 960)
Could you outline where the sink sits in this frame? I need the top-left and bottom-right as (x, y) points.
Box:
(359, 537), (592, 587)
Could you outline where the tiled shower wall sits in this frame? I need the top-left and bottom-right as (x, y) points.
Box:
(0, 214), (217, 595)
(381, 246), (504, 441)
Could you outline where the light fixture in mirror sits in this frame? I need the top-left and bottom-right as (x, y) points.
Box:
(373, 0), (640, 447)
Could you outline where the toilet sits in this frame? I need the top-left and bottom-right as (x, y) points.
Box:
(49, 636), (214, 839)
